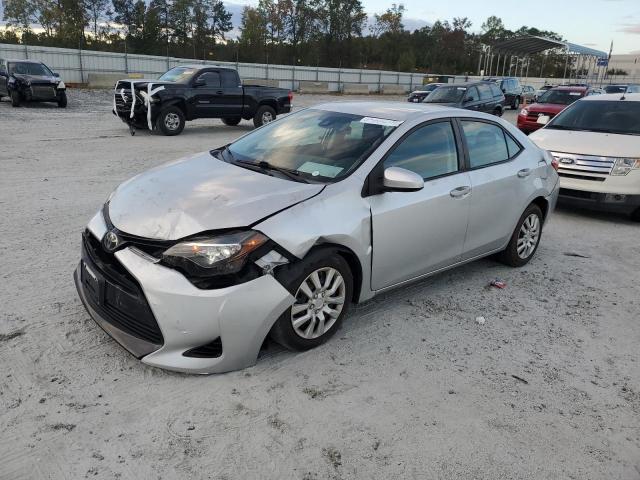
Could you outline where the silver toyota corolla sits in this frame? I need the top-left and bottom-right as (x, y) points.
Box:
(74, 102), (559, 374)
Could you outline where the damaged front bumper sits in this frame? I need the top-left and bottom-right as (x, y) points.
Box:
(74, 210), (295, 374)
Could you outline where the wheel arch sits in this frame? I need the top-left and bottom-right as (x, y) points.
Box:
(530, 196), (549, 221)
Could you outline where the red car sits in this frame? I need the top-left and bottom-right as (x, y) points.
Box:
(517, 86), (589, 133)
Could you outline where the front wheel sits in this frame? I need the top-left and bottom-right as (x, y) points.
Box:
(155, 106), (185, 136)
(57, 91), (67, 108)
(497, 204), (543, 267)
(512, 96), (521, 110)
(253, 105), (276, 128)
(493, 107), (503, 117)
(10, 90), (20, 107)
(630, 208), (640, 222)
(270, 252), (353, 351)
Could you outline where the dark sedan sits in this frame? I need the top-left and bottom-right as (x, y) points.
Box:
(422, 82), (505, 116)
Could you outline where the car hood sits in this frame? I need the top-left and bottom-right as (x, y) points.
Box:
(425, 101), (460, 107)
(529, 129), (640, 158)
(107, 152), (324, 240)
(12, 73), (59, 85)
(115, 79), (181, 91)
(526, 103), (571, 114)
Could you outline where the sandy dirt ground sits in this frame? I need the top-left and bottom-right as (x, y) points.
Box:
(1, 90), (639, 480)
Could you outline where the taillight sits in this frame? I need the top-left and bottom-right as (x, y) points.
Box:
(551, 157), (559, 171)
(288, 91), (293, 103)
(543, 150), (559, 171)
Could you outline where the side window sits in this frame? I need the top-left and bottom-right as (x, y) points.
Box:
(221, 70), (238, 87)
(198, 71), (221, 87)
(466, 87), (479, 102)
(505, 133), (522, 158)
(384, 121), (459, 180)
(490, 83), (502, 97)
(461, 121), (510, 168)
(477, 84), (492, 100)
(0, 61), (6, 74)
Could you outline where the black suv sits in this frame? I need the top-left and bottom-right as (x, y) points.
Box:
(0, 58), (67, 107)
(484, 77), (522, 109)
(423, 81), (506, 116)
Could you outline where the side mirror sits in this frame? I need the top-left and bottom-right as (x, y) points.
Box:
(193, 78), (205, 87)
(464, 96), (475, 103)
(383, 167), (424, 192)
(53, 72), (60, 77)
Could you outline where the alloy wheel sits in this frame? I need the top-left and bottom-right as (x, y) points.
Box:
(291, 267), (346, 339)
(262, 111), (274, 124)
(164, 112), (180, 130)
(517, 213), (540, 259)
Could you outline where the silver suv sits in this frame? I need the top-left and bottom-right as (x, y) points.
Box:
(74, 102), (559, 374)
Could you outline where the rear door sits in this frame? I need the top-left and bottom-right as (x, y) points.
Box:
(0, 60), (7, 96)
(464, 86), (481, 111)
(368, 120), (471, 290)
(457, 119), (536, 259)
(477, 83), (494, 113)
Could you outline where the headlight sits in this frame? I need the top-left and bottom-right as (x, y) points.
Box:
(57, 80), (65, 89)
(162, 231), (268, 274)
(611, 158), (640, 176)
(520, 108), (529, 116)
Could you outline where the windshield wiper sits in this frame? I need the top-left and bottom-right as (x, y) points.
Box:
(217, 146), (311, 183)
(254, 161), (310, 183)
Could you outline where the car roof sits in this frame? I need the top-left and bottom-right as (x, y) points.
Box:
(312, 101), (458, 121)
(438, 81), (492, 88)
(552, 86), (588, 92)
(580, 93), (640, 102)
(171, 64), (236, 71)
(3, 59), (45, 64)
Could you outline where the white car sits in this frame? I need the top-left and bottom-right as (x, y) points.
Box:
(529, 93), (640, 220)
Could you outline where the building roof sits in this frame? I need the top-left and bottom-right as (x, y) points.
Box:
(490, 35), (607, 58)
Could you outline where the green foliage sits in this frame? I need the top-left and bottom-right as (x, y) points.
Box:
(0, 2), (570, 77)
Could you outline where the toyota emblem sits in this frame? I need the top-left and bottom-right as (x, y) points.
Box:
(104, 230), (120, 252)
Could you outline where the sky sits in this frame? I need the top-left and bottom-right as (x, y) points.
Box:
(226, 0), (640, 55)
(1, 0), (638, 54)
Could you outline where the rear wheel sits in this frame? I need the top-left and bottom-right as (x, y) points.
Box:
(493, 107), (503, 117)
(497, 204), (543, 267)
(10, 90), (20, 107)
(57, 91), (67, 108)
(253, 105), (276, 128)
(221, 117), (241, 126)
(631, 208), (640, 222)
(155, 106), (185, 136)
(270, 251), (353, 351)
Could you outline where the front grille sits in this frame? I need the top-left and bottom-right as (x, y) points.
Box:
(560, 188), (599, 200)
(527, 112), (555, 122)
(31, 85), (56, 99)
(551, 151), (614, 179)
(81, 231), (164, 346)
(114, 88), (134, 113)
(559, 172), (606, 182)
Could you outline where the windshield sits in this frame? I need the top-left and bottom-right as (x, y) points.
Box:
(8, 62), (53, 76)
(604, 85), (626, 94)
(425, 86), (466, 103)
(546, 100), (640, 135)
(158, 67), (197, 83)
(227, 109), (398, 182)
(538, 89), (584, 105)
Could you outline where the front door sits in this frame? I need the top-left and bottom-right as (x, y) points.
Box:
(0, 61), (8, 96)
(192, 70), (237, 117)
(368, 120), (471, 290)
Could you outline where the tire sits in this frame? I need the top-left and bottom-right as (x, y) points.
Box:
(493, 107), (503, 117)
(57, 91), (67, 108)
(497, 204), (544, 267)
(630, 208), (640, 222)
(221, 117), (241, 126)
(253, 105), (276, 128)
(270, 251), (353, 351)
(512, 96), (521, 110)
(155, 106), (185, 136)
(10, 90), (20, 107)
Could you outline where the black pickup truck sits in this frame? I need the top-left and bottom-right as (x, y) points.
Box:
(113, 65), (293, 135)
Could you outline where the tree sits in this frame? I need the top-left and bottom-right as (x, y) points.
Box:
(2, 0), (37, 34)
(85, 0), (108, 38)
(371, 3), (404, 37)
(238, 6), (267, 62)
(207, 0), (232, 45)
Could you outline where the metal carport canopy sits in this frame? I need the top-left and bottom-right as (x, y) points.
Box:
(491, 35), (607, 58)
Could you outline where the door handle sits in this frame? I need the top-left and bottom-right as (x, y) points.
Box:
(450, 186), (471, 198)
(517, 168), (531, 178)
(216, 90), (224, 95)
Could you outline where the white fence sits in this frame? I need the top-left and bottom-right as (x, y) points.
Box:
(2, 42), (637, 92)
